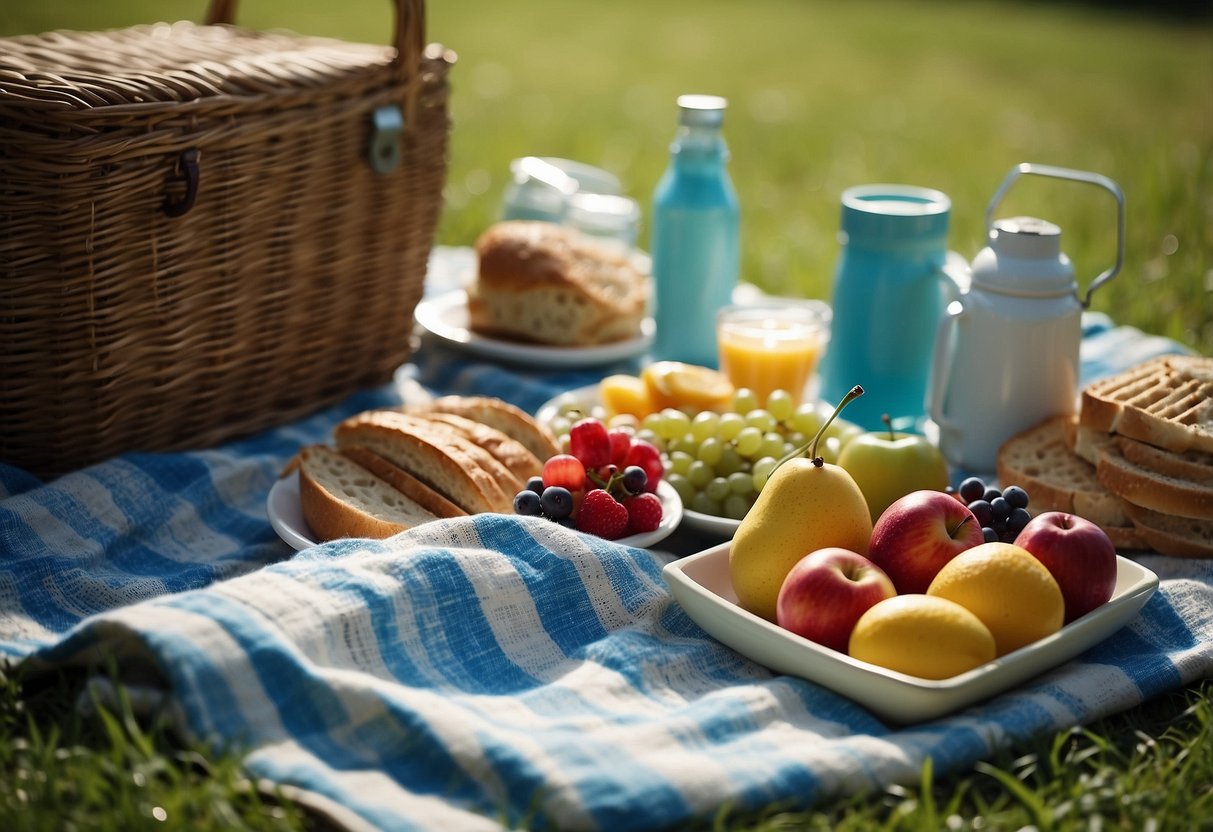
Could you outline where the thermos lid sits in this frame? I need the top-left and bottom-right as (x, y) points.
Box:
(840, 184), (951, 248)
(973, 216), (1075, 295)
(677, 94), (727, 127)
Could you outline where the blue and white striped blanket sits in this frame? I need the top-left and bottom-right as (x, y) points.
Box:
(2, 310), (1210, 831)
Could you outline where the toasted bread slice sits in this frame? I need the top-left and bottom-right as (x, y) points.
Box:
(1080, 355), (1213, 454)
(1094, 442), (1213, 521)
(998, 416), (1134, 528)
(412, 395), (560, 463)
(1123, 503), (1213, 558)
(295, 445), (438, 541)
(334, 411), (512, 514)
(411, 411), (542, 486)
(339, 446), (467, 519)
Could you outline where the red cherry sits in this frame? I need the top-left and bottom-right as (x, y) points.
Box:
(569, 418), (611, 469)
(607, 428), (634, 467)
(542, 454), (586, 491)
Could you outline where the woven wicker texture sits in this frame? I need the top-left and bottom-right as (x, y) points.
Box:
(0, 0), (453, 479)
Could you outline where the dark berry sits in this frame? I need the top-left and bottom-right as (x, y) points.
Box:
(540, 486), (574, 520)
(1007, 507), (1032, 536)
(968, 499), (994, 527)
(982, 486), (1003, 503)
(622, 465), (648, 495)
(513, 490), (542, 516)
(526, 476), (545, 495)
(990, 496), (1011, 522)
(982, 526), (1000, 543)
(959, 477), (986, 503)
(1003, 485), (1029, 510)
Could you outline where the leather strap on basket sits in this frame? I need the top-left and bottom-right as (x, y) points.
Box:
(203, 0), (425, 76)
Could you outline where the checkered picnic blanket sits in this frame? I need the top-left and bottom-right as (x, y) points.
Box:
(2, 309), (1209, 831)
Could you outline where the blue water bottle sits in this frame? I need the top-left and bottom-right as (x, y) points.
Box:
(649, 95), (740, 367)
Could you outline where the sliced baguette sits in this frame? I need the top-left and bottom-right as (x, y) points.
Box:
(997, 416), (1142, 547)
(372, 411), (522, 495)
(295, 445), (439, 541)
(1094, 442), (1213, 521)
(1123, 503), (1213, 558)
(411, 395), (560, 462)
(1080, 354), (1213, 454)
(334, 410), (512, 514)
(339, 446), (467, 518)
(410, 411), (542, 486)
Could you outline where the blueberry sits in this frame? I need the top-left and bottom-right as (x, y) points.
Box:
(513, 490), (542, 516)
(982, 526), (1000, 543)
(959, 477), (986, 503)
(982, 486), (1003, 503)
(967, 499), (994, 527)
(990, 496), (1011, 522)
(1007, 507), (1032, 537)
(1003, 485), (1030, 510)
(526, 476), (546, 495)
(540, 486), (574, 520)
(622, 465), (648, 494)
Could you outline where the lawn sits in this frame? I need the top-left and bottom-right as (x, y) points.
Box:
(1, 1), (1210, 829)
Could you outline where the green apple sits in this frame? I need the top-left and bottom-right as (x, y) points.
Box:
(837, 414), (950, 523)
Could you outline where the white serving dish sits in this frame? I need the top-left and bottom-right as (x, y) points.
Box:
(661, 542), (1159, 724)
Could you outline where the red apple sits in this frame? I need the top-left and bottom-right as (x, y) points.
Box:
(776, 548), (896, 653)
(867, 490), (985, 594)
(1014, 511), (1117, 623)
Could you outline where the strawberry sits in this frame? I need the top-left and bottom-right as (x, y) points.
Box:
(624, 492), (664, 535)
(576, 488), (629, 540)
(569, 418), (611, 469)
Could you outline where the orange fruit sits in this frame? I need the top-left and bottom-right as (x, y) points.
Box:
(927, 542), (1065, 657)
(600, 374), (655, 419)
(848, 594), (996, 680)
(641, 361), (734, 412)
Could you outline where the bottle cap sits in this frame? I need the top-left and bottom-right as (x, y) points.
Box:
(677, 94), (727, 127)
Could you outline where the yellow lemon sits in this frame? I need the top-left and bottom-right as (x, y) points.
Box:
(600, 373), (655, 419)
(641, 361), (734, 412)
(848, 595), (996, 680)
(927, 542), (1065, 657)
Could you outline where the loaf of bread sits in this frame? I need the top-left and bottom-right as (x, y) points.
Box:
(996, 416), (1142, 550)
(468, 221), (649, 346)
(295, 445), (440, 541)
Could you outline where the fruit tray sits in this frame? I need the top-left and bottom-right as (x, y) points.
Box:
(662, 543), (1159, 724)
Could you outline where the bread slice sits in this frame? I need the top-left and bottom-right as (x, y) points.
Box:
(1124, 503), (1213, 558)
(414, 395), (560, 462)
(1094, 442), (1213, 521)
(334, 410), (512, 514)
(1080, 355), (1213, 454)
(409, 411), (542, 486)
(295, 445), (439, 541)
(339, 446), (467, 519)
(996, 416), (1142, 547)
(468, 221), (648, 346)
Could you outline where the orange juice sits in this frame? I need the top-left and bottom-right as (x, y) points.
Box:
(716, 303), (830, 403)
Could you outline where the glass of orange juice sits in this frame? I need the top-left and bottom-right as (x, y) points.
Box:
(716, 301), (832, 404)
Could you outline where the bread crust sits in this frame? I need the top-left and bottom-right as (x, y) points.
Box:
(296, 445), (438, 541)
(409, 411), (541, 487)
(334, 411), (511, 514)
(417, 395), (561, 462)
(1080, 355), (1213, 453)
(339, 446), (467, 519)
(469, 221), (648, 346)
(1094, 444), (1213, 521)
(1123, 503), (1213, 558)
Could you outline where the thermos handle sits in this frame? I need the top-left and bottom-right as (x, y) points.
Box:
(927, 299), (966, 436)
(985, 163), (1125, 307)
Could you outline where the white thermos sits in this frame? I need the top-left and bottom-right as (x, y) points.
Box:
(928, 163), (1125, 473)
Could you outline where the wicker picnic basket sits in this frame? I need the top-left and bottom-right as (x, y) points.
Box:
(0, 0), (453, 479)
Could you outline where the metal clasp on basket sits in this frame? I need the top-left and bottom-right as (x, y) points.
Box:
(163, 149), (201, 218)
(368, 106), (404, 174)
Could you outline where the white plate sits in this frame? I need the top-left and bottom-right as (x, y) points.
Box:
(414, 290), (655, 369)
(268, 469), (684, 551)
(662, 543), (1159, 724)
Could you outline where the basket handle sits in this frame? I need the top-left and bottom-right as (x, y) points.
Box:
(204, 0), (426, 72)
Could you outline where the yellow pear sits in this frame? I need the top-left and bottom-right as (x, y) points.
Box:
(729, 386), (874, 622)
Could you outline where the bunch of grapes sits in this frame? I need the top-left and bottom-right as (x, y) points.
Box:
(954, 476), (1032, 543)
(548, 388), (864, 521)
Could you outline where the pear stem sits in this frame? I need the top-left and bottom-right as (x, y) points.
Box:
(774, 385), (865, 470)
(882, 413), (895, 441)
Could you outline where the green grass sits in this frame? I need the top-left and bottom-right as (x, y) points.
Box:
(2, 1), (1211, 829)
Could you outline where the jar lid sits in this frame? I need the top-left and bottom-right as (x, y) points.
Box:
(677, 94), (727, 127)
(840, 184), (951, 248)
